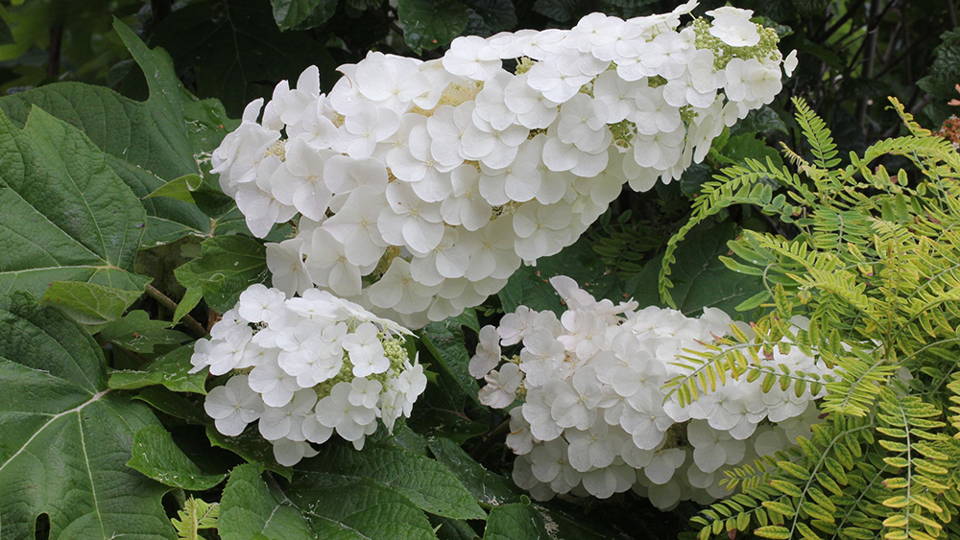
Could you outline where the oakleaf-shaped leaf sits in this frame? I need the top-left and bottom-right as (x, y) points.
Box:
(0, 107), (151, 298)
(0, 20), (227, 247)
(0, 296), (173, 538)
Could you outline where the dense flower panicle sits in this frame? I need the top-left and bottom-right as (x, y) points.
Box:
(212, 3), (794, 328)
(472, 276), (832, 508)
(192, 284), (426, 466)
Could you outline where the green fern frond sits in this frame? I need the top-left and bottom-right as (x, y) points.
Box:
(171, 498), (219, 540)
(791, 97), (841, 169)
(875, 391), (951, 540)
(670, 97), (960, 538)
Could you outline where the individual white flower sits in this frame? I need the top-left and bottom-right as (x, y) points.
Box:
(378, 182), (444, 255)
(211, 98), (279, 189)
(237, 284), (288, 325)
(479, 363), (523, 408)
(474, 70), (519, 131)
(556, 94), (610, 154)
(442, 36), (502, 81)
(724, 58), (782, 106)
(352, 52), (429, 111)
(582, 463), (635, 499)
(235, 165), (297, 238)
(440, 165), (492, 230)
(303, 228), (363, 297)
(566, 423), (621, 472)
(262, 65), (321, 130)
(644, 448), (686, 485)
(340, 105), (400, 158)
(526, 60), (591, 104)
(705, 6), (760, 47)
(469, 325), (502, 378)
(479, 137), (544, 204)
(277, 322), (346, 386)
(686, 420), (746, 473)
(321, 186), (389, 267)
(272, 439), (319, 467)
(504, 74), (559, 129)
(426, 104), (471, 169)
(204, 375), (263, 436)
(248, 359), (302, 408)
(783, 49), (799, 77)
(367, 258), (436, 314)
(506, 407), (534, 455)
(349, 378), (383, 409)
(322, 154), (388, 194)
(343, 322), (389, 377)
(266, 238), (313, 296)
(258, 388), (318, 441)
(315, 381), (378, 441)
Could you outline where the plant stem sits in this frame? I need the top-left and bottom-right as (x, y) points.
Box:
(145, 284), (207, 338)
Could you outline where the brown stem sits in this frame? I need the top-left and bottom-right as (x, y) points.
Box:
(47, 23), (63, 79)
(145, 284), (207, 338)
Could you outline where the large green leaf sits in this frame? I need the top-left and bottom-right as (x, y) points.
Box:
(218, 465), (314, 540)
(0, 106), (150, 297)
(0, 297), (173, 539)
(148, 0), (336, 116)
(270, 0), (339, 30)
(482, 503), (545, 539)
(299, 441), (486, 520)
(398, 0), (470, 53)
(0, 21), (227, 247)
(420, 319), (480, 407)
(498, 235), (629, 316)
(647, 222), (766, 319)
(219, 463), (438, 540)
(108, 345), (208, 394)
(174, 235), (269, 313)
(41, 281), (145, 326)
(127, 425), (226, 491)
(99, 310), (191, 354)
(427, 437), (520, 506)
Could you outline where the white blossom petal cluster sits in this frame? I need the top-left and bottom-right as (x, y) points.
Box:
(192, 284), (427, 466)
(472, 276), (831, 509)
(212, 4), (794, 328)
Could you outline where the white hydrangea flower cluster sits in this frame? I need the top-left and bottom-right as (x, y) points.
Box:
(210, 3), (795, 329)
(471, 276), (831, 509)
(191, 284), (427, 466)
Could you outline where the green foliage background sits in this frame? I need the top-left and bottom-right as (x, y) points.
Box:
(0, 0), (957, 539)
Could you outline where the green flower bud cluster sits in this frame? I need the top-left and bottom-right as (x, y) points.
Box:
(692, 17), (781, 70)
(647, 75), (668, 88)
(609, 119), (638, 149)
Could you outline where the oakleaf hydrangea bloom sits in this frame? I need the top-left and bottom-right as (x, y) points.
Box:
(212, 3), (794, 328)
(473, 276), (832, 509)
(192, 284), (426, 466)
